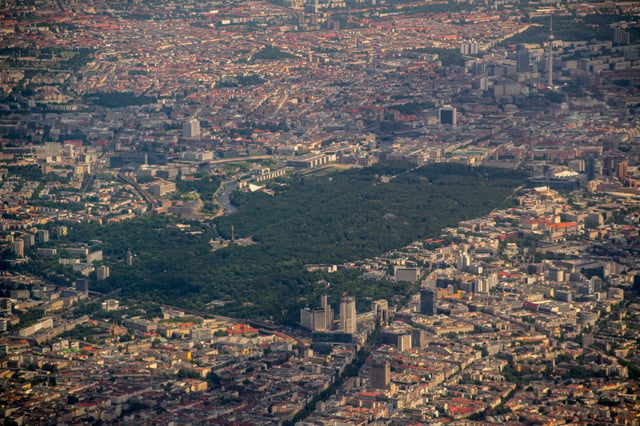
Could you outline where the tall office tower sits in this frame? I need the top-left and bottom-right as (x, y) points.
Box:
(36, 230), (49, 244)
(478, 75), (488, 91)
(315, 294), (333, 331)
(96, 265), (110, 281)
(613, 27), (631, 45)
(75, 278), (89, 296)
(11, 239), (24, 258)
(300, 294), (334, 331)
(22, 233), (35, 248)
(183, 117), (200, 139)
(473, 278), (490, 294)
(0, 298), (13, 316)
(370, 361), (391, 389)
(547, 15), (554, 88)
(340, 296), (357, 334)
(439, 106), (457, 126)
(371, 299), (389, 326)
(460, 41), (478, 55)
(456, 251), (471, 271)
(320, 294), (329, 309)
(55, 226), (68, 238)
(411, 329), (428, 348)
(617, 161), (628, 183)
(516, 47), (530, 73)
(397, 334), (412, 351)
(585, 157), (596, 181)
(420, 288), (436, 316)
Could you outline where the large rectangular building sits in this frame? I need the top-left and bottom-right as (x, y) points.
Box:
(420, 288), (436, 316)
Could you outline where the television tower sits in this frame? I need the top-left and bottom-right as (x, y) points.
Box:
(547, 15), (554, 88)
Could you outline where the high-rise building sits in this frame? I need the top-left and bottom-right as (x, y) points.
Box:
(547, 15), (554, 88)
(0, 298), (13, 316)
(634, 275), (640, 294)
(614, 26), (631, 45)
(300, 295), (333, 332)
(370, 361), (390, 389)
(371, 299), (389, 326)
(96, 265), (110, 281)
(55, 225), (68, 238)
(460, 40), (478, 55)
(516, 49), (530, 73)
(473, 278), (488, 294)
(439, 106), (457, 126)
(617, 161), (628, 183)
(183, 118), (200, 139)
(456, 252), (471, 271)
(477, 75), (488, 91)
(22, 233), (35, 248)
(411, 329), (428, 348)
(75, 278), (89, 295)
(420, 288), (436, 316)
(397, 334), (412, 351)
(340, 296), (357, 334)
(11, 239), (24, 258)
(36, 230), (49, 244)
(585, 157), (597, 181)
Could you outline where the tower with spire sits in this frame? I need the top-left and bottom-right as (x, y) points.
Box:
(547, 15), (554, 88)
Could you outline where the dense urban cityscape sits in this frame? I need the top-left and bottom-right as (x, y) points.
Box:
(1, 0), (640, 424)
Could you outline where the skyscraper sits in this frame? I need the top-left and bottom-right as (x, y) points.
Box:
(439, 106), (457, 126)
(613, 26), (631, 45)
(300, 294), (333, 332)
(36, 230), (49, 244)
(585, 157), (596, 181)
(617, 161), (628, 183)
(420, 288), (436, 316)
(370, 361), (390, 389)
(75, 278), (89, 296)
(547, 15), (554, 88)
(96, 265), (110, 281)
(183, 117), (200, 139)
(516, 47), (530, 73)
(11, 239), (24, 258)
(371, 299), (389, 326)
(340, 296), (357, 334)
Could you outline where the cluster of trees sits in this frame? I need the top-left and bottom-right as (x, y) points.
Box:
(503, 14), (637, 46)
(388, 101), (436, 116)
(216, 74), (266, 88)
(412, 47), (466, 67)
(174, 175), (222, 212)
(27, 162), (524, 322)
(252, 46), (296, 61)
(83, 92), (157, 108)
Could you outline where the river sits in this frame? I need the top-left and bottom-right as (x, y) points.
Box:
(216, 180), (239, 216)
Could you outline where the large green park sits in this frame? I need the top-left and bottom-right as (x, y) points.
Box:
(29, 161), (526, 322)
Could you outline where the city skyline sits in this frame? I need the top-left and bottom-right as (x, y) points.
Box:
(0, 0), (639, 423)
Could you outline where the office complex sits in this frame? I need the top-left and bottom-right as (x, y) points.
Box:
(370, 361), (390, 389)
(340, 296), (357, 334)
(182, 118), (200, 139)
(439, 106), (457, 126)
(300, 294), (334, 332)
(420, 288), (436, 316)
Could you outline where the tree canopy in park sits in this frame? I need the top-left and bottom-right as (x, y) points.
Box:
(26, 162), (525, 322)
